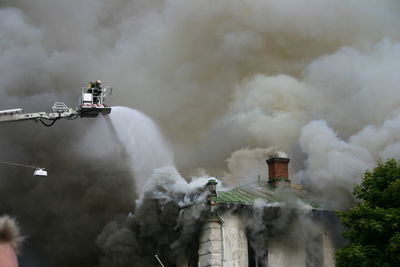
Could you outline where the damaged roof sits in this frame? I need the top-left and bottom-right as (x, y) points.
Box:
(212, 180), (324, 209)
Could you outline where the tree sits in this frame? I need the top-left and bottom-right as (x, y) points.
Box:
(335, 159), (400, 267)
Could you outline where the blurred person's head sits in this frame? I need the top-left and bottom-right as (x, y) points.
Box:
(0, 216), (23, 267)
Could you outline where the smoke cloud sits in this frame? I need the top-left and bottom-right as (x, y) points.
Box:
(96, 166), (211, 267)
(1, 0), (400, 265)
(224, 147), (279, 186)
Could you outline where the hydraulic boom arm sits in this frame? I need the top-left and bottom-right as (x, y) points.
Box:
(0, 81), (112, 127)
(0, 107), (78, 126)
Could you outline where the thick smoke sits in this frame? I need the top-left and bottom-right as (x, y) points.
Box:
(96, 166), (212, 267)
(240, 199), (317, 265)
(224, 147), (280, 186)
(1, 0), (400, 265)
(0, 117), (135, 267)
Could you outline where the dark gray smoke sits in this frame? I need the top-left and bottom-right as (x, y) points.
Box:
(240, 196), (327, 265)
(96, 167), (211, 267)
(0, 117), (135, 267)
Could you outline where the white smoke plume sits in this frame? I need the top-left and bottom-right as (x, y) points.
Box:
(224, 147), (279, 186)
(1, 0), (400, 265)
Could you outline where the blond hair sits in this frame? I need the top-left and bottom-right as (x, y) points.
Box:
(0, 216), (23, 252)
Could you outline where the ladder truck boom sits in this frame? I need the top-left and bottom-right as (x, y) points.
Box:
(0, 81), (112, 127)
(0, 107), (78, 126)
(0, 108), (24, 115)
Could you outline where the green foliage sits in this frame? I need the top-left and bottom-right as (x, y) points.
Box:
(336, 159), (400, 267)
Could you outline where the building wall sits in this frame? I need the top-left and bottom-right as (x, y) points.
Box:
(196, 212), (336, 267)
(198, 217), (223, 267)
(221, 213), (248, 267)
(322, 231), (335, 267)
(198, 213), (248, 267)
(268, 221), (336, 267)
(268, 239), (306, 267)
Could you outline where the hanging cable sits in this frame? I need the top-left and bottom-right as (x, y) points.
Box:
(0, 160), (37, 169)
(0, 160), (47, 176)
(65, 114), (80, 120)
(38, 118), (59, 127)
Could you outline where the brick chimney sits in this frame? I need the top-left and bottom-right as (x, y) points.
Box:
(266, 152), (290, 187)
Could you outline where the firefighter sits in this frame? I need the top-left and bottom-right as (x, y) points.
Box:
(93, 80), (102, 89)
(92, 80), (102, 104)
(87, 81), (94, 93)
(87, 81), (101, 90)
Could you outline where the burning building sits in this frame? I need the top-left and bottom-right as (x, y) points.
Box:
(2, 1), (398, 266)
(170, 152), (338, 267)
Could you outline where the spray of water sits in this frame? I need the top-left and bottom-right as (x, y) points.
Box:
(109, 106), (174, 191)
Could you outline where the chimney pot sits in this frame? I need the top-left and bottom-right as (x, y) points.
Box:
(266, 153), (290, 187)
(206, 179), (217, 195)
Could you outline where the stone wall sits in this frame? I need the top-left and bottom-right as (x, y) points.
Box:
(198, 213), (248, 267)
(198, 217), (223, 267)
(196, 212), (336, 267)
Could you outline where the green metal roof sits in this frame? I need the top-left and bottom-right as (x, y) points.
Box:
(211, 180), (324, 209)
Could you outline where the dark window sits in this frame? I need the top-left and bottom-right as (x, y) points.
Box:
(306, 234), (323, 267)
(248, 240), (268, 267)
